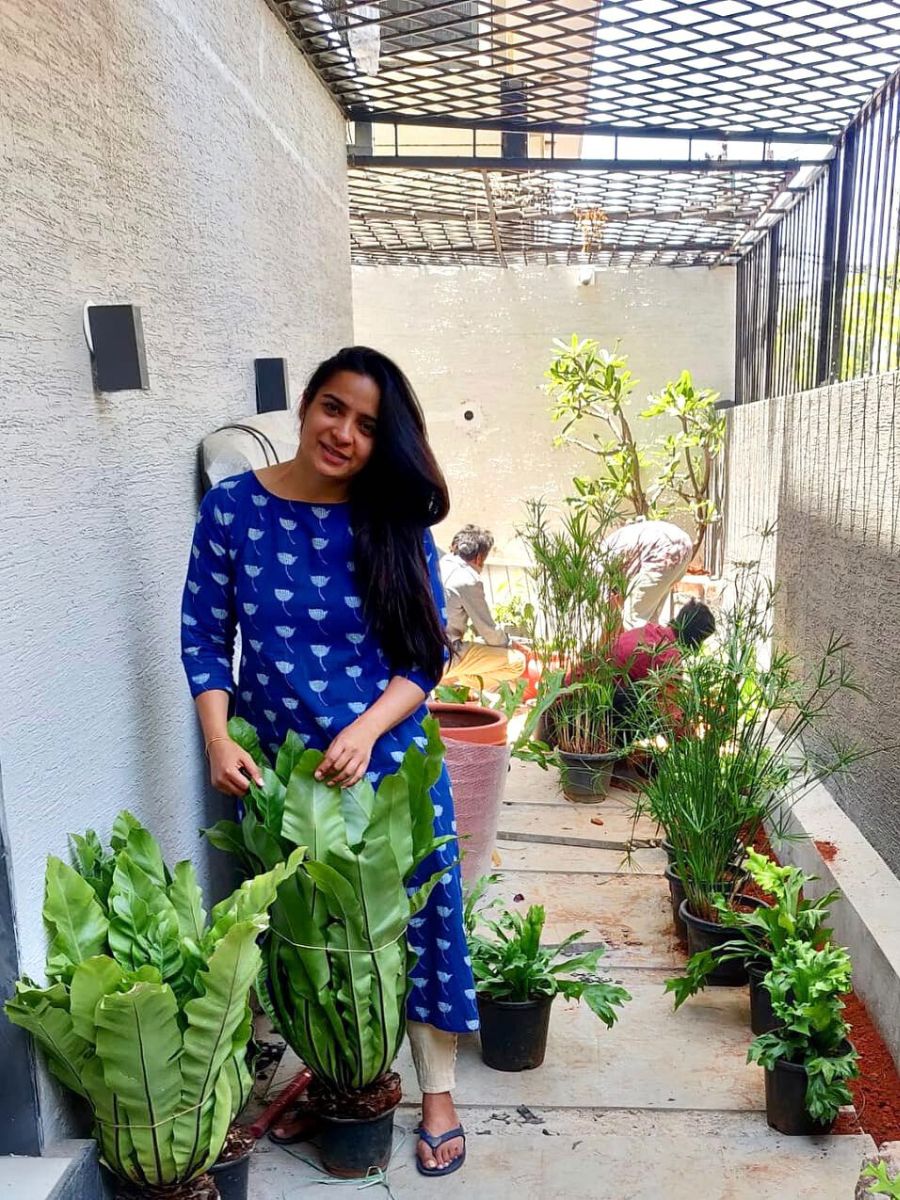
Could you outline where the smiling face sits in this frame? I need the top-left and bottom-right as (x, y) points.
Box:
(298, 369), (380, 484)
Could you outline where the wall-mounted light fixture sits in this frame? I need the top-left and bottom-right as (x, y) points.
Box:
(254, 357), (290, 413)
(83, 303), (149, 391)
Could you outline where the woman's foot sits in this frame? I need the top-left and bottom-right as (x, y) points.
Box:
(268, 1107), (320, 1144)
(417, 1092), (465, 1171)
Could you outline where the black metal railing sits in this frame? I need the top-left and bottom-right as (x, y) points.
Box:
(736, 69), (900, 403)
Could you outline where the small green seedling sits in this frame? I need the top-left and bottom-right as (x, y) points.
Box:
(863, 1162), (900, 1198)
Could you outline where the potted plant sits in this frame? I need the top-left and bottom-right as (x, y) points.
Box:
(631, 560), (866, 976)
(666, 849), (840, 1032)
(747, 940), (859, 1135)
(516, 495), (628, 801)
(5, 813), (296, 1200)
(205, 717), (455, 1179)
(464, 878), (630, 1072)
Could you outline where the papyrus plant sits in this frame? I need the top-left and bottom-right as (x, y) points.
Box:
(5, 813), (299, 1191)
(206, 716), (455, 1095)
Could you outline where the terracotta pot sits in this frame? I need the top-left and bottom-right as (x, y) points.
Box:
(427, 702), (508, 746)
(427, 703), (509, 884)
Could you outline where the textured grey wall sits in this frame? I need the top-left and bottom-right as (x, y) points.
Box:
(354, 264), (736, 554)
(724, 373), (900, 876)
(0, 0), (351, 1139)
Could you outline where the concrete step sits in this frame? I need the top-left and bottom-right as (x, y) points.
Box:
(483, 870), (683, 968)
(249, 1107), (873, 1199)
(497, 803), (660, 850)
(0, 1142), (104, 1200)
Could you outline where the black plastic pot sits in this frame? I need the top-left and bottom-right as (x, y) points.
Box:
(558, 750), (617, 802)
(478, 993), (554, 1071)
(664, 863), (688, 943)
(679, 896), (767, 986)
(319, 1105), (398, 1179)
(209, 1150), (251, 1200)
(748, 961), (781, 1035)
(763, 1044), (851, 1135)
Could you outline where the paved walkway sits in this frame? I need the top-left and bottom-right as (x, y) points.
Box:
(249, 759), (873, 1198)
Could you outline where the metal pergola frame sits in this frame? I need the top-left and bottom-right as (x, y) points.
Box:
(268, 0), (900, 268)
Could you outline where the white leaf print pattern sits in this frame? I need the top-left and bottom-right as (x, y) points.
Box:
(252, 493), (268, 507)
(243, 603), (258, 615)
(315, 715), (333, 729)
(250, 639), (263, 652)
(211, 607), (227, 620)
(283, 697), (299, 711)
(244, 565), (262, 590)
(279, 518), (297, 542)
(348, 702), (366, 714)
(275, 661), (295, 675)
(248, 528), (264, 542)
(182, 614), (197, 627)
(275, 589), (293, 614)
(309, 680), (327, 694)
(310, 575), (330, 600)
(211, 572), (228, 585)
(210, 542), (226, 557)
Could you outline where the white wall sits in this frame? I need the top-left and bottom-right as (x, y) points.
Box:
(353, 264), (736, 557)
(723, 373), (900, 878)
(0, 0), (351, 1138)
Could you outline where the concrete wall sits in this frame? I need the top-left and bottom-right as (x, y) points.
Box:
(724, 372), (900, 877)
(0, 0), (351, 1139)
(352, 264), (736, 558)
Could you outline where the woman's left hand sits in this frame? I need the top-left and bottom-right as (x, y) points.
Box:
(317, 720), (378, 788)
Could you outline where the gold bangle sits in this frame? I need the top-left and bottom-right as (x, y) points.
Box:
(204, 736), (231, 759)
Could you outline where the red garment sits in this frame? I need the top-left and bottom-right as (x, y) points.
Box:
(611, 623), (682, 682)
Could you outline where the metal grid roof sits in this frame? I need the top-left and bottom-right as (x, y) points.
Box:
(270, 0), (900, 266)
(276, 0), (900, 136)
(349, 163), (797, 265)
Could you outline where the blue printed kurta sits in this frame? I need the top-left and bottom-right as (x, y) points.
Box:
(181, 470), (478, 1035)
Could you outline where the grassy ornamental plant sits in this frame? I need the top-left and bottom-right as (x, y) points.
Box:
(5, 813), (296, 1196)
(206, 716), (455, 1097)
(632, 562), (866, 922)
(463, 877), (631, 1024)
(666, 850), (839, 1007)
(514, 494), (627, 770)
(747, 940), (859, 1124)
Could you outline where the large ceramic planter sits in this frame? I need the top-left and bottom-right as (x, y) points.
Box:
(679, 896), (768, 986)
(427, 703), (509, 885)
(558, 750), (617, 803)
(477, 993), (554, 1072)
(763, 1043), (853, 1135)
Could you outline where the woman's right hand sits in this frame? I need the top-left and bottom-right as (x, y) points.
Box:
(207, 738), (264, 796)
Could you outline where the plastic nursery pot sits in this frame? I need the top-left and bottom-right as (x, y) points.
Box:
(558, 750), (617, 803)
(478, 992), (554, 1072)
(426, 702), (508, 746)
(763, 1042), (853, 1136)
(679, 896), (768, 986)
(664, 863), (688, 943)
(113, 1175), (220, 1200)
(748, 961), (782, 1036)
(318, 1105), (399, 1179)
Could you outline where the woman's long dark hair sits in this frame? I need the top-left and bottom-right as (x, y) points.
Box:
(300, 347), (451, 683)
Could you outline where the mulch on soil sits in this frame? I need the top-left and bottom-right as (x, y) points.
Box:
(310, 1071), (402, 1120)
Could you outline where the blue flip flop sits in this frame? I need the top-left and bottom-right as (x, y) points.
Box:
(415, 1124), (467, 1178)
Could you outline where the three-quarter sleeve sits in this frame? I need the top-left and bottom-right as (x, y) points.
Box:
(397, 528), (449, 694)
(180, 489), (238, 697)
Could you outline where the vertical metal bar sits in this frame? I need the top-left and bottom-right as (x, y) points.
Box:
(829, 122), (858, 381)
(816, 161), (840, 385)
(763, 223), (781, 399)
(735, 257), (745, 403)
(872, 84), (898, 372)
(883, 84), (900, 372)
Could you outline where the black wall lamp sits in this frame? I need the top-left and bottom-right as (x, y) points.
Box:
(83, 303), (149, 392)
(254, 357), (290, 413)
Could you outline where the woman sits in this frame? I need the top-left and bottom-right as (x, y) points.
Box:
(181, 347), (474, 1176)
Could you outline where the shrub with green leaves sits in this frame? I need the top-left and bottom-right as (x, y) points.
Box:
(206, 716), (455, 1096)
(666, 849), (839, 1008)
(747, 940), (859, 1123)
(464, 879), (631, 1027)
(862, 1162), (900, 1198)
(5, 813), (298, 1190)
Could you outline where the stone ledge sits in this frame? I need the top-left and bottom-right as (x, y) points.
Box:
(770, 781), (900, 1077)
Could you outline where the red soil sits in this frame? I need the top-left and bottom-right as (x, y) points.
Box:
(815, 839), (839, 862)
(844, 990), (900, 1146)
